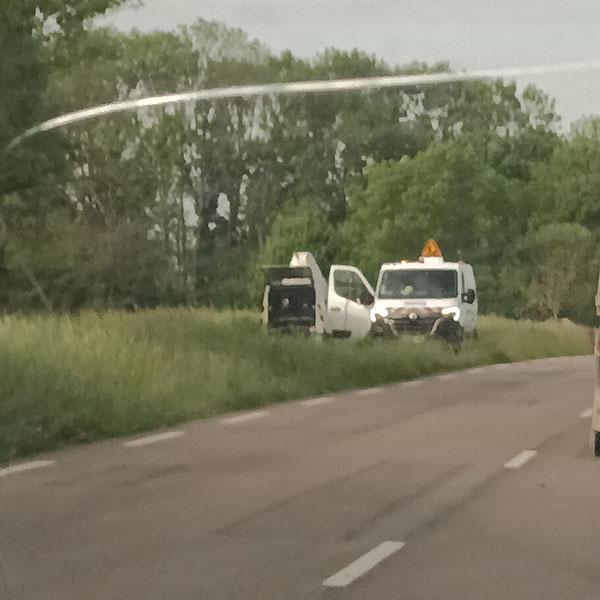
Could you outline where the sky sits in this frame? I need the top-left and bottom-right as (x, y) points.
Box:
(100, 0), (600, 128)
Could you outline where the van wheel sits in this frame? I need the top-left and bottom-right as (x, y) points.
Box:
(594, 431), (600, 457)
(451, 327), (464, 354)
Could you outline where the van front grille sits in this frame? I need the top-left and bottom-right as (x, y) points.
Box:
(391, 317), (436, 335)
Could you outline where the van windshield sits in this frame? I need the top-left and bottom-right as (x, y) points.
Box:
(378, 269), (458, 300)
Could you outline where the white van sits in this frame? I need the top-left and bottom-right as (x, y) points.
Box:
(369, 259), (477, 344)
(325, 241), (478, 343)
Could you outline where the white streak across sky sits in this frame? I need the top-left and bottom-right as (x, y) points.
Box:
(10, 59), (600, 148)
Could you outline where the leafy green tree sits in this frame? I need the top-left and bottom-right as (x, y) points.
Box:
(525, 223), (593, 320)
(528, 126), (600, 231)
(41, 21), (279, 308)
(0, 0), (130, 310)
(340, 138), (510, 288)
(260, 198), (335, 267)
(0, 2), (59, 196)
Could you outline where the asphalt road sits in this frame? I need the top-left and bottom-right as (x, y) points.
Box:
(1, 356), (598, 600)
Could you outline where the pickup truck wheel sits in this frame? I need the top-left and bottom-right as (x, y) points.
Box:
(594, 431), (600, 457)
(454, 325), (464, 347)
(448, 326), (464, 354)
(451, 340), (463, 354)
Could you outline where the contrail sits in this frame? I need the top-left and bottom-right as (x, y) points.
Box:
(9, 59), (600, 148)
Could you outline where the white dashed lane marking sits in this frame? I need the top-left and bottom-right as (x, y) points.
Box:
(0, 460), (55, 478)
(302, 396), (334, 407)
(124, 431), (185, 447)
(437, 373), (457, 381)
(356, 388), (384, 397)
(323, 541), (405, 588)
(221, 411), (269, 425)
(579, 407), (593, 419)
(403, 380), (423, 388)
(504, 450), (538, 469)
(466, 367), (488, 375)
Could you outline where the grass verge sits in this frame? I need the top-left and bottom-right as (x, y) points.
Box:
(0, 310), (591, 463)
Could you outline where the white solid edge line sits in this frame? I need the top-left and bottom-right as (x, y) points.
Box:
(221, 410), (269, 425)
(357, 387), (384, 396)
(323, 541), (405, 588)
(579, 407), (594, 419)
(504, 450), (538, 469)
(302, 396), (334, 407)
(0, 460), (55, 478)
(124, 431), (184, 447)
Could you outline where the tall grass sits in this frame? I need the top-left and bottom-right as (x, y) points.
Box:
(0, 309), (591, 463)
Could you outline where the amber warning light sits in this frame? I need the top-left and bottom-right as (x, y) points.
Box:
(420, 239), (443, 258)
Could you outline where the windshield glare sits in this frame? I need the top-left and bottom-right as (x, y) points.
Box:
(378, 269), (458, 300)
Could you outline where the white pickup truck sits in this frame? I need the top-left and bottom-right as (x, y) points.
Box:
(262, 251), (375, 338)
(263, 241), (478, 345)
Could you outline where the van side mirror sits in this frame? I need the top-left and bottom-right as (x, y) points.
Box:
(462, 289), (476, 304)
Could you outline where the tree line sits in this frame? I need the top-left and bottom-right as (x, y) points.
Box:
(1, 1), (599, 322)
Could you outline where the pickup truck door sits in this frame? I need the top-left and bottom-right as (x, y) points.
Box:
(327, 265), (375, 338)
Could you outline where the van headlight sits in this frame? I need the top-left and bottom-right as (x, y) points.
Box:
(370, 307), (389, 323)
(441, 306), (461, 321)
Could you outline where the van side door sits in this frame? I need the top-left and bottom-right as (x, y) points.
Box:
(327, 266), (374, 338)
